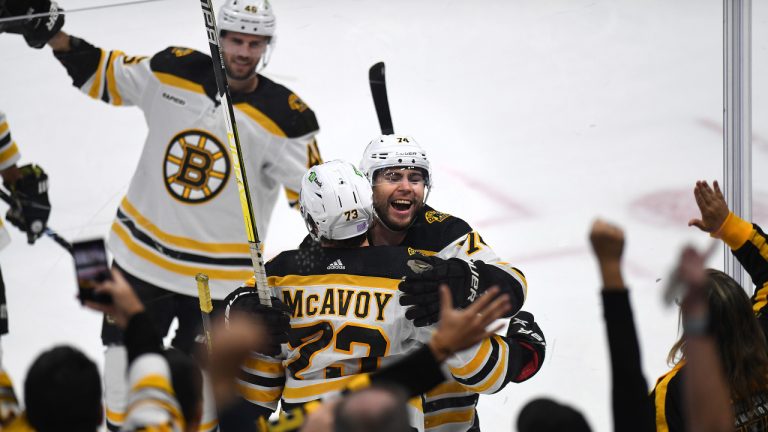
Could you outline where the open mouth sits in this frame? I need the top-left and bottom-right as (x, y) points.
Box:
(390, 199), (413, 212)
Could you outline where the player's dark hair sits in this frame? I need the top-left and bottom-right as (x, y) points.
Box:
(24, 345), (102, 432)
(334, 384), (410, 432)
(321, 233), (367, 248)
(163, 348), (204, 426)
(668, 268), (768, 403)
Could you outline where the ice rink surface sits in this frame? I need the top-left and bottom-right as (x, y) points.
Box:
(2, 0), (768, 430)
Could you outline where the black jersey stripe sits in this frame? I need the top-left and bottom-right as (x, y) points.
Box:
(101, 51), (113, 103)
(116, 209), (252, 267)
(454, 337), (500, 386)
(0, 133), (10, 148)
(239, 369), (286, 389)
(424, 394), (479, 413)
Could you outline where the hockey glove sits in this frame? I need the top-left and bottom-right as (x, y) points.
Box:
(4, 164), (50, 245)
(0, 0), (64, 48)
(399, 256), (486, 327)
(223, 287), (291, 357)
(506, 311), (546, 382)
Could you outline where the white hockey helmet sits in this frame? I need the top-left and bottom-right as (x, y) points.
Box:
(300, 160), (374, 242)
(359, 134), (432, 189)
(219, 0), (276, 37)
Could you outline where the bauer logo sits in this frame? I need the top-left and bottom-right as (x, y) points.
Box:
(163, 130), (230, 204)
(201, 0), (217, 45)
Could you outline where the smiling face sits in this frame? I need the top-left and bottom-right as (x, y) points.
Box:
(220, 32), (270, 80)
(371, 167), (427, 231)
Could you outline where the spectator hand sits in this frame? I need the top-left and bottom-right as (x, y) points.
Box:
(429, 286), (511, 362)
(83, 268), (144, 329)
(400, 257), (482, 327)
(223, 287), (291, 356)
(689, 180), (729, 234)
(4, 164), (50, 245)
(589, 219), (625, 288)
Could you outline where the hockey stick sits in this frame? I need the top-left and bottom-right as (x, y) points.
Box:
(196, 273), (214, 355)
(0, 189), (72, 253)
(369, 62), (394, 134)
(198, 0), (271, 306)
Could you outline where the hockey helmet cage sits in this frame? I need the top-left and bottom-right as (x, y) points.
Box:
(219, 0), (276, 37)
(299, 160), (374, 242)
(359, 134), (432, 188)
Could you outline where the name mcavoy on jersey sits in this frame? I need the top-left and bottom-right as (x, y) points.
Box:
(282, 288), (394, 321)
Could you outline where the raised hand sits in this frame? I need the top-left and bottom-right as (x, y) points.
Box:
(589, 219), (626, 288)
(428, 286), (511, 361)
(689, 180), (729, 233)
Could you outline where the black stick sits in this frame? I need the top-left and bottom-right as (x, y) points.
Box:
(369, 62), (394, 134)
(0, 189), (72, 254)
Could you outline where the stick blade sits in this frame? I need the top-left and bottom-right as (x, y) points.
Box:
(369, 62), (394, 135)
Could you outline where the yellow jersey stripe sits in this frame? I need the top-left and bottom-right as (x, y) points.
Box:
(461, 335), (508, 393)
(121, 198), (250, 254)
(198, 418), (219, 432)
(283, 376), (356, 400)
(132, 374), (175, 395)
(154, 72), (205, 94)
(235, 103), (286, 137)
(654, 362), (684, 432)
(112, 222), (253, 280)
(0, 121), (8, 135)
(268, 274), (399, 290)
(243, 357), (284, 375)
(750, 230), (768, 265)
(425, 407), (475, 429)
(238, 383), (283, 403)
(107, 50), (125, 106)
(450, 338), (491, 377)
(0, 142), (19, 165)
(88, 49), (107, 99)
(284, 188), (299, 202)
(106, 408), (126, 422)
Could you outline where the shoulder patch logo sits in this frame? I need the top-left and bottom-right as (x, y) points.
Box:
(407, 247), (437, 257)
(288, 94), (308, 112)
(425, 210), (451, 224)
(171, 48), (194, 57)
(327, 259), (345, 270)
(163, 129), (230, 204)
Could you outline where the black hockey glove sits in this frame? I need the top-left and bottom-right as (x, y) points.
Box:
(4, 164), (50, 245)
(223, 287), (291, 357)
(399, 256), (486, 327)
(0, 0), (64, 48)
(506, 311), (546, 382)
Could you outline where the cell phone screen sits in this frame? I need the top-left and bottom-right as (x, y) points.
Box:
(72, 238), (113, 305)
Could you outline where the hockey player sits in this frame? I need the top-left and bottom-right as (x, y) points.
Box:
(232, 160), (537, 431)
(1, 0), (321, 428)
(0, 111), (51, 339)
(360, 135), (541, 431)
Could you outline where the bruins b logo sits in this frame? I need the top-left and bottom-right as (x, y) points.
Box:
(163, 130), (230, 204)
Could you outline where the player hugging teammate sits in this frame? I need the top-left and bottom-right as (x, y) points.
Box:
(231, 142), (546, 431)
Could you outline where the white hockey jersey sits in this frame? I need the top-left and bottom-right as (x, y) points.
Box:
(238, 246), (519, 431)
(389, 206), (529, 432)
(54, 41), (321, 299)
(0, 112), (20, 252)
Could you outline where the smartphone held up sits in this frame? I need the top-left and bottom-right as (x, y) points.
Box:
(72, 238), (113, 305)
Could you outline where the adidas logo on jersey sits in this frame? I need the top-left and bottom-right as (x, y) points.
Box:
(327, 259), (345, 270)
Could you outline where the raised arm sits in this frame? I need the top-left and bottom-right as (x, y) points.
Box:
(589, 219), (654, 432)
